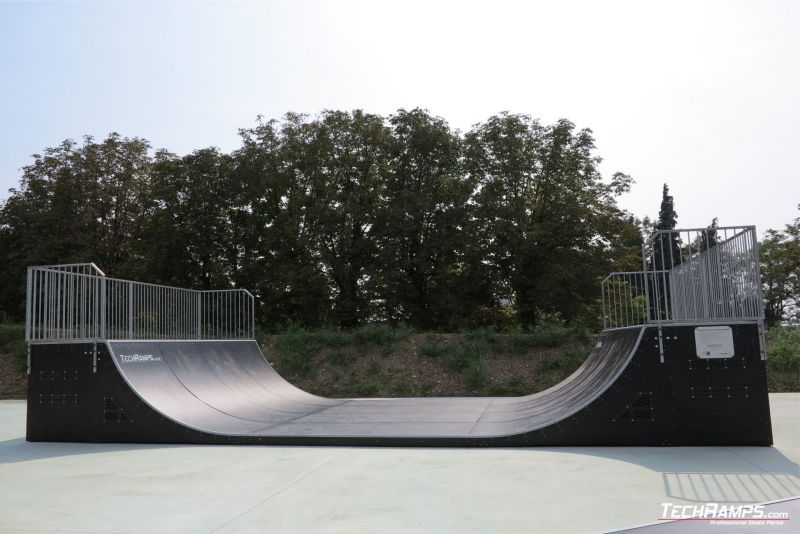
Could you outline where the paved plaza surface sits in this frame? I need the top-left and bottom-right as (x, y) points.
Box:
(0, 394), (797, 533)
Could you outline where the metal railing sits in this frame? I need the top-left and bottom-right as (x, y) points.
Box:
(26, 264), (255, 343)
(601, 271), (650, 330)
(601, 225), (764, 330)
(667, 228), (762, 322)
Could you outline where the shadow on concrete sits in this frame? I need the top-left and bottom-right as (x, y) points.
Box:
(0, 437), (191, 464)
(525, 446), (800, 503)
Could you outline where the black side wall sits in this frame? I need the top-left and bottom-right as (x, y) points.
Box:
(26, 323), (773, 446)
(521, 323), (772, 446)
(27, 343), (210, 444)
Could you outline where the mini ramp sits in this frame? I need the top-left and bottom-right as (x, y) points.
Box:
(23, 226), (774, 446)
(26, 323), (771, 446)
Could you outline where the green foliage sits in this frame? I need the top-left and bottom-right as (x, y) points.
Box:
(371, 109), (474, 327)
(766, 326), (800, 391)
(767, 327), (800, 370)
(418, 337), (487, 388)
(0, 134), (152, 317)
(366, 359), (381, 376)
(760, 208), (800, 327)
(463, 328), (497, 347)
(541, 346), (587, 371)
(0, 110), (649, 330)
(353, 324), (411, 346)
(272, 327), (320, 377)
(0, 322), (26, 372)
(489, 377), (527, 396)
(327, 350), (354, 367)
(652, 184), (682, 270)
(465, 113), (638, 327)
(273, 324), (408, 375)
(461, 320), (590, 353)
(341, 380), (380, 397)
(313, 328), (352, 348)
(528, 324), (579, 348)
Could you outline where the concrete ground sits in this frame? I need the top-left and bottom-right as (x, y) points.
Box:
(0, 394), (797, 534)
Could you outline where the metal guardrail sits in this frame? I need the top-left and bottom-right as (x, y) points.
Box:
(601, 271), (650, 330)
(667, 227), (762, 322)
(602, 225), (764, 330)
(26, 265), (255, 343)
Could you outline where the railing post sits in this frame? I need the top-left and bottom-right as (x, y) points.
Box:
(642, 243), (651, 323)
(25, 267), (32, 342)
(197, 292), (202, 340)
(128, 282), (134, 339)
(100, 276), (107, 340)
(600, 280), (606, 330)
(25, 267), (32, 374)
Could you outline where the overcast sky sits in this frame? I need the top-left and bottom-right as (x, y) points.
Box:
(1, 0), (797, 235)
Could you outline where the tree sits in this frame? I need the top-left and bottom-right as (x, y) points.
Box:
(371, 109), (471, 328)
(689, 217), (719, 253)
(299, 110), (391, 328)
(0, 134), (151, 317)
(465, 114), (636, 326)
(0, 109), (642, 331)
(234, 114), (332, 327)
(760, 208), (800, 326)
(652, 184), (682, 269)
(138, 148), (238, 289)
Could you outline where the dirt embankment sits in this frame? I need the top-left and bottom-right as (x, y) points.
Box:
(0, 350), (26, 399)
(262, 329), (595, 398)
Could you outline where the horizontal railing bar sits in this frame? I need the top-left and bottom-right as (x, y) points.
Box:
(602, 270), (668, 283)
(32, 263), (106, 276)
(646, 225), (754, 242)
(29, 268), (250, 295)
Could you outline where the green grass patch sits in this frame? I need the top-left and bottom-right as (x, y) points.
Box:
(418, 338), (449, 358)
(540, 346), (587, 372)
(272, 326), (327, 377)
(366, 359), (381, 376)
(419, 337), (487, 389)
(341, 379), (380, 397)
(272, 325), (354, 376)
(527, 323), (590, 348)
(489, 377), (527, 396)
(326, 350), (353, 367)
(463, 328), (497, 347)
(353, 324), (411, 346)
(460, 322), (591, 354)
(272, 324), (409, 377)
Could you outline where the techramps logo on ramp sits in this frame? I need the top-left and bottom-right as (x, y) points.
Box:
(120, 353), (162, 363)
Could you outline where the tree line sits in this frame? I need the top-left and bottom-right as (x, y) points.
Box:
(1, 109), (796, 329)
(761, 210), (800, 326)
(0, 109), (647, 330)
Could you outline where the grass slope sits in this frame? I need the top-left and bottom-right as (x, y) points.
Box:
(261, 324), (596, 397)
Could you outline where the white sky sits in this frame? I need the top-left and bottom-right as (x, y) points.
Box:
(1, 0), (798, 235)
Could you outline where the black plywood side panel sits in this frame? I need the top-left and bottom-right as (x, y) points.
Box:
(25, 323), (772, 447)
